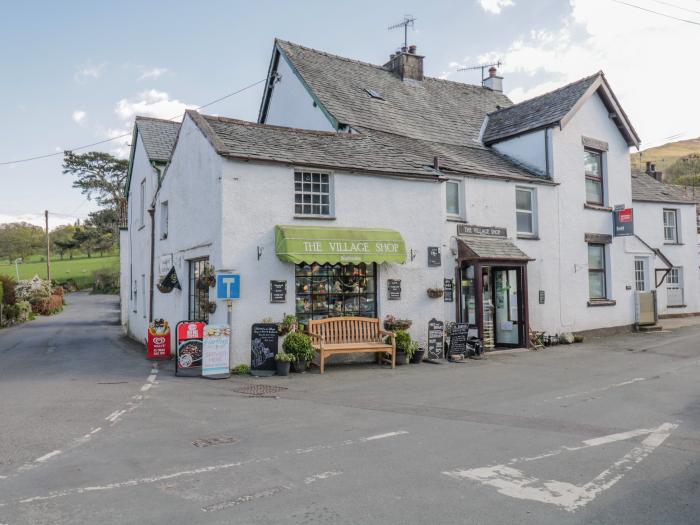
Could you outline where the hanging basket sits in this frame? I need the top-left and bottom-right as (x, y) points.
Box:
(426, 288), (444, 299)
(204, 301), (217, 314)
(157, 283), (173, 294)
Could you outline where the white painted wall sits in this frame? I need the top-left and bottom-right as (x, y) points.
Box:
(492, 129), (548, 176)
(263, 53), (336, 131)
(633, 200), (700, 315)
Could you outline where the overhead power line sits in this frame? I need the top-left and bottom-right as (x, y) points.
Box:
(611, 0), (700, 25)
(0, 77), (267, 167)
(650, 0), (700, 16)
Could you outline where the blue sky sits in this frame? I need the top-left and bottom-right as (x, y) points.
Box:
(2, 0), (700, 227)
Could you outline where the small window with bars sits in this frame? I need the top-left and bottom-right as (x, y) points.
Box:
(294, 171), (332, 216)
(188, 257), (210, 322)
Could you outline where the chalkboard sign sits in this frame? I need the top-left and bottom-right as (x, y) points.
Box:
(448, 323), (469, 358)
(250, 323), (278, 375)
(427, 318), (444, 360)
(427, 247), (441, 267)
(387, 279), (401, 300)
(270, 280), (287, 303)
(444, 278), (454, 302)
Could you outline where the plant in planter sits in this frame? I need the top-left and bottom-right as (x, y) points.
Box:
(383, 315), (412, 332)
(156, 276), (173, 294)
(394, 330), (412, 365)
(409, 341), (425, 364)
(197, 264), (216, 290)
(204, 301), (217, 314)
(283, 332), (316, 373)
(274, 352), (295, 376)
(277, 314), (298, 336)
(426, 287), (444, 299)
(231, 364), (250, 375)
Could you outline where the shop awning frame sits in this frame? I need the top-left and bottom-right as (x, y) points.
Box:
(456, 235), (534, 263)
(275, 225), (407, 265)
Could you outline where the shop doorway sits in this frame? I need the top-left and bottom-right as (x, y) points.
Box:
(459, 263), (527, 349)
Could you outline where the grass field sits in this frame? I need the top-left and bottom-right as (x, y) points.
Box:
(0, 254), (119, 288)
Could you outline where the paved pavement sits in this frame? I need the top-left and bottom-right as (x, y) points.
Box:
(1, 293), (699, 524)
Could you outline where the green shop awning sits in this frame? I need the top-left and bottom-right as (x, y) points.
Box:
(275, 225), (406, 265)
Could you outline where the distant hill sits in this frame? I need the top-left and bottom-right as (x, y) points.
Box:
(631, 137), (700, 175)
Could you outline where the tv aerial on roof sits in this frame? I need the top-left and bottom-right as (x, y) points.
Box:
(458, 60), (503, 86)
(388, 15), (416, 51)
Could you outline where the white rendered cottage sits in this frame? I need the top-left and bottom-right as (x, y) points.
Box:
(120, 39), (700, 363)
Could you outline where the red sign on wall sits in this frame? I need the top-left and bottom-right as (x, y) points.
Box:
(147, 320), (172, 360)
(613, 207), (634, 236)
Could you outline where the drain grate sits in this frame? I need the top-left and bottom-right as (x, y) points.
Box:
(192, 436), (239, 448)
(231, 384), (288, 397)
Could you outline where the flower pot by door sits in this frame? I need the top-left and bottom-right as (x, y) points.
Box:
(410, 349), (425, 364)
(292, 360), (309, 373)
(395, 351), (407, 365)
(276, 361), (290, 376)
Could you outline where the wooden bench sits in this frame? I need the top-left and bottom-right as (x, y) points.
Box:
(308, 317), (396, 374)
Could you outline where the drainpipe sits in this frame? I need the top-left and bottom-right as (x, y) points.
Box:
(148, 163), (164, 323)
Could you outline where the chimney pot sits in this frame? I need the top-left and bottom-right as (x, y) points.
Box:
(489, 66), (497, 77)
(408, 44), (417, 54)
(645, 161), (652, 173)
(482, 66), (503, 92)
(384, 46), (424, 81)
(433, 155), (440, 170)
(401, 46), (408, 53)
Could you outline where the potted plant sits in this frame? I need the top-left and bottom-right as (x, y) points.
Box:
(274, 352), (295, 376)
(204, 301), (217, 314)
(156, 276), (173, 294)
(383, 315), (412, 332)
(410, 341), (425, 364)
(197, 264), (216, 290)
(394, 330), (414, 365)
(283, 332), (316, 373)
(277, 314), (298, 336)
(427, 287), (444, 299)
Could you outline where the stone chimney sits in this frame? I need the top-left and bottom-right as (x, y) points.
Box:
(645, 161), (663, 182)
(383, 45), (424, 81)
(482, 66), (503, 92)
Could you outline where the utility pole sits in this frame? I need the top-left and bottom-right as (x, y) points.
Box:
(45, 210), (52, 282)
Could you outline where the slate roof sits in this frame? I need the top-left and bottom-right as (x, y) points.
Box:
(457, 235), (532, 261)
(189, 111), (554, 184)
(135, 116), (181, 162)
(631, 170), (698, 204)
(482, 74), (599, 144)
(273, 40), (513, 147)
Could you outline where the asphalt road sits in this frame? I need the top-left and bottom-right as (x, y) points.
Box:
(1, 293), (699, 524)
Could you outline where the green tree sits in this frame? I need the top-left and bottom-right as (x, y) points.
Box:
(50, 225), (79, 260)
(73, 226), (101, 258)
(62, 151), (128, 209)
(0, 222), (44, 263)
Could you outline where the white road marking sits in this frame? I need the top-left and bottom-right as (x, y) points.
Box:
(551, 377), (647, 401)
(9, 430), (405, 506)
(105, 410), (126, 423)
(201, 486), (291, 512)
(362, 431), (409, 441)
(146, 374), (157, 383)
(140, 383), (152, 392)
(304, 470), (342, 484)
(34, 450), (61, 463)
(444, 422), (677, 512)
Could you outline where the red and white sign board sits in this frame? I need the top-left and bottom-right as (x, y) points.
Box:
(147, 320), (171, 360)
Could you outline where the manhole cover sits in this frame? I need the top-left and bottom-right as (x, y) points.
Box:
(192, 436), (239, 448)
(231, 384), (288, 397)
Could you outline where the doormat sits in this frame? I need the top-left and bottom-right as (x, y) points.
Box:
(231, 384), (288, 397)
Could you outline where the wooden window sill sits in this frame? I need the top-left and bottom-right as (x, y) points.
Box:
(517, 235), (539, 240)
(587, 299), (617, 307)
(446, 216), (466, 223)
(293, 215), (336, 221)
(583, 203), (612, 212)
(663, 242), (683, 246)
(667, 304), (687, 308)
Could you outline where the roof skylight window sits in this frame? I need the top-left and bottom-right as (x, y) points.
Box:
(364, 88), (384, 100)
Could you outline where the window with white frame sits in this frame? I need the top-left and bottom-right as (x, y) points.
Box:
(294, 170), (332, 216)
(160, 201), (169, 239)
(584, 149), (604, 205)
(139, 179), (146, 228)
(516, 187), (537, 237)
(667, 267), (684, 306)
(588, 243), (607, 299)
(663, 209), (679, 243)
(445, 179), (462, 218)
(634, 258), (647, 291)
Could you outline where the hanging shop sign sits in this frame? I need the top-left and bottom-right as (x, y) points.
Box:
(250, 323), (279, 376)
(613, 207), (634, 237)
(147, 319), (171, 360)
(175, 321), (205, 376)
(448, 323), (469, 359)
(444, 278), (454, 302)
(202, 324), (231, 379)
(216, 273), (241, 300)
(427, 246), (442, 267)
(158, 266), (181, 293)
(387, 279), (402, 300)
(270, 280), (287, 303)
(427, 318), (445, 360)
(456, 224), (507, 237)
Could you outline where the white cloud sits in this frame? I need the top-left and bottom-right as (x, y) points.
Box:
(72, 110), (87, 125)
(474, 0), (700, 147)
(74, 61), (105, 82)
(139, 67), (168, 81)
(0, 214), (78, 228)
(103, 127), (132, 159)
(115, 89), (194, 122)
(478, 0), (514, 14)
